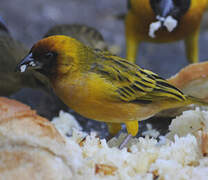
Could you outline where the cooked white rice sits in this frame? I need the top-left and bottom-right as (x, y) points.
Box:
(52, 109), (208, 179)
(142, 123), (160, 138)
(52, 110), (82, 136)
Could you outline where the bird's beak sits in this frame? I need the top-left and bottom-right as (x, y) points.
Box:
(16, 53), (42, 72)
(158, 0), (174, 17)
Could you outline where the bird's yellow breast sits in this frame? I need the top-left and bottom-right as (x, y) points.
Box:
(126, 0), (208, 42)
(51, 71), (160, 123)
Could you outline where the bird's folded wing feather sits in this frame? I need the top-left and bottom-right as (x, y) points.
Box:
(90, 50), (186, 103)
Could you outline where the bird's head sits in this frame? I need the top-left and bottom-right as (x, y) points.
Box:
(16, 35), (84, 79)
(150, 0), (190, 19)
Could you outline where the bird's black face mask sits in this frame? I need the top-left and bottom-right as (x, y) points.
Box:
(150, 0), (191, 19)
(16, 51), (58, 78)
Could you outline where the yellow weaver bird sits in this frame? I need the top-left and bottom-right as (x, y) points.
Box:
(126, 0), (208, 63)
(16, 35), (208, 148)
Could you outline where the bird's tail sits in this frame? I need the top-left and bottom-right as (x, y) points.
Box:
(186, 95), (208, 106)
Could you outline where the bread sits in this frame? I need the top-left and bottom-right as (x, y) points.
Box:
(0, 97), (73, 180)
(156, 62), (208, 117)
(168, 61), (208, 100)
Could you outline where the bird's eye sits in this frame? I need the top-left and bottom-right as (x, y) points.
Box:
(44, 52), (54, 59)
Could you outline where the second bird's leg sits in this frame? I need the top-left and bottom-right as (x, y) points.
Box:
(126, 38), (140, 63)
(118, 120), (139, 149)
(184, 27), (200, 64)
(125, 13), (141, 63)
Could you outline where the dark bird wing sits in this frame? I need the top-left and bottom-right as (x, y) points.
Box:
(44, 24), (108, 50)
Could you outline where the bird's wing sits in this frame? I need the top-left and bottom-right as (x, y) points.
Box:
(44, 24), (107, 50)
(90, 51), (186, 103)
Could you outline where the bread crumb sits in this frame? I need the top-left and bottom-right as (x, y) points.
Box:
(95, 163), (117, 176)
(148, 15), (178, 38)
(149, 21), (161, 38)
(164, 16), (178, 32)
(20, 64), (27, 72)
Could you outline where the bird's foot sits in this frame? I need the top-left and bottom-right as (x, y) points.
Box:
(118, 134), (132, 149)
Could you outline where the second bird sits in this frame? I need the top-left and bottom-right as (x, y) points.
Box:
(126, 0), (208, 63)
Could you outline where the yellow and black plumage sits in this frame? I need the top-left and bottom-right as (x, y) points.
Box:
(16, 35), (208, 147)
(126, 0), (208, 63)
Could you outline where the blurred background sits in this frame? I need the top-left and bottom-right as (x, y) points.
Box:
(1, 0), (208, 136)
(3, 0), (208, 77)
